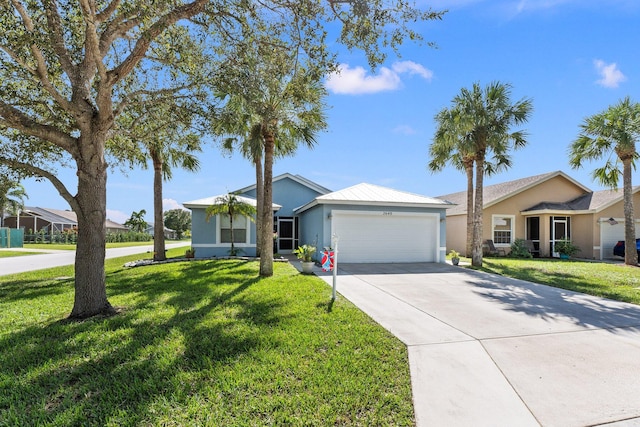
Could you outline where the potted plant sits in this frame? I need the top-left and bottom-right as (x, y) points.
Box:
(293, 244), (316, 274)
(448, 249), (460, 266)
(185, 247), (196, 259)
(554, 240), (580, 259)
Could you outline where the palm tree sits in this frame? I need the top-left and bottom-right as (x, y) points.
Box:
(124, 210), (148, 233)
(113, 100), (201, 261)
(430, 82), (533, 267)
(148, 138), (200, 261)
(0, 177), (27, 227)
(213, 40), (327, 276)
(569, 97), (640, 266)
(206, 193), (257, 256)
(429, 109), (476, 257)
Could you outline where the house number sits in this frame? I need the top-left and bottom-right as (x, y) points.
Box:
(382, 212), (393, 216)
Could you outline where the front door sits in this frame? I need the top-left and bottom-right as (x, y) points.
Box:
(526, 216), (540, 256)
(551, 216), (570, 257)
(277, 217), (296, 254)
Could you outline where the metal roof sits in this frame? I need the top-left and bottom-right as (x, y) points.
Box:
(295, 183), (454, 213)
(182, 194), (282, 211)
(21, 206), (127, 229)
(23, 206), (77, 224)
(234, 173), (332, 196)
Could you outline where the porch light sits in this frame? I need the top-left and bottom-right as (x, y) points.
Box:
(608, 217), (618, 225)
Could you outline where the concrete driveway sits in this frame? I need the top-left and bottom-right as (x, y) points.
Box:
(315, 262), (640, 427)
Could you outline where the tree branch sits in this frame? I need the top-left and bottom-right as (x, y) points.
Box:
(0, 156), (79, 212)
(108, 0), (209, 86)
(0, 101), (76, 152)
(43, 0), (78, 83)
(79, 0), (109, 83)
(10, 0), (75, 112)
(96, 0), (121, 23)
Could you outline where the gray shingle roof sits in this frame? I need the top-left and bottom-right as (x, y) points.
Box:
(524, 186), (640, 213)
(437, 171), (591, 215)
(438, 170), (638, 215)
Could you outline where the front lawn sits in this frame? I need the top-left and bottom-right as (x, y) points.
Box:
(476, 257), (640, 305)
(0, 250), (41, 258)
(0, 250), (414, 426)
(24, 241), (160, 251)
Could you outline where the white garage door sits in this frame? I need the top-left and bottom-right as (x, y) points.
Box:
(331, 210), (438, 263)
(600, 218), (640, 259)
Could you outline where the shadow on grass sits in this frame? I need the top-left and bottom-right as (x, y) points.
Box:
(0, 259), (288, 425)
(479, 259), (640, 304)
(463, 263), (640, 331)
(0, 276), (73, 303)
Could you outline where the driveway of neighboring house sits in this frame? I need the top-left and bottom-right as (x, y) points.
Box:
(0, 241), (191, 276)
(314, 262), (640, 426)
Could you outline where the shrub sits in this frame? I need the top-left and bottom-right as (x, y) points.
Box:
(510, 238), (533, 258)
(554, 240), (581, 257)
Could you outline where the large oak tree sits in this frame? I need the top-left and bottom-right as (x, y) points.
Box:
(0, 0), (445, 318)
(0, 0), (240, 318)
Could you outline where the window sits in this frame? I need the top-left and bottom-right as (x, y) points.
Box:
(220, 214), (247, 243)
(492, 215), (514, 245)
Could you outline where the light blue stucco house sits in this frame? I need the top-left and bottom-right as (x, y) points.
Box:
(183, 173), (453, 263)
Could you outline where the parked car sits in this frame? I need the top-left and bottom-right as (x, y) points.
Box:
(613, 238), (640, 258)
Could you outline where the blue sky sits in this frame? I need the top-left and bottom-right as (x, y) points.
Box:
(20, 0), (640, 224)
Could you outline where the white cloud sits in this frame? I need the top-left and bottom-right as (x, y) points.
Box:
(325, 61), (433, 95)
(106, 209), (129, 224)
(594, 59), (627, 88)
(163, 198), (188, 211)
(393, 125), (418, 135)
(392, 61), (434, 80)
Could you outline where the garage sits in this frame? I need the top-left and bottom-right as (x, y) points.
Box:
(331, 210), (439, 263)
(600, 218), (640, 259)
(294, 182), (452, 264)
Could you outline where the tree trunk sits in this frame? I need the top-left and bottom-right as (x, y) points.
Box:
(622, 158), (637, 265)
(152, 152), (166, 261)
(69, 154), (114, 319)
(472, 155), (485, 267)
(260, 129), (274, 277)
(465, 160), (474, 258)
(254, 154), (264, 257)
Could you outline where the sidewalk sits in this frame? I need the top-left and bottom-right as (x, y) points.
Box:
(0, 241), (191, 276)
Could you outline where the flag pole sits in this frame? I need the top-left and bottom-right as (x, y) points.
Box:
(332, 234), (338, 302)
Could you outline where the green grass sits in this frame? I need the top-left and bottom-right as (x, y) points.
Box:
(0, 250), (41, 258)
(0, 248), (414, 426)
(475, 257), (640, 305)
(24, 241), (161, 251)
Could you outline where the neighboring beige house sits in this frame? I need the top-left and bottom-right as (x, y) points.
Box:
(437, 171), (640, 260)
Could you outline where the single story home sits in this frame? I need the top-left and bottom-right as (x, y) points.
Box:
(184, 173), (453, 263)
(146, 224), (178, 240)
(437, 171), (640, 260)
(3, 206), (128, 234)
